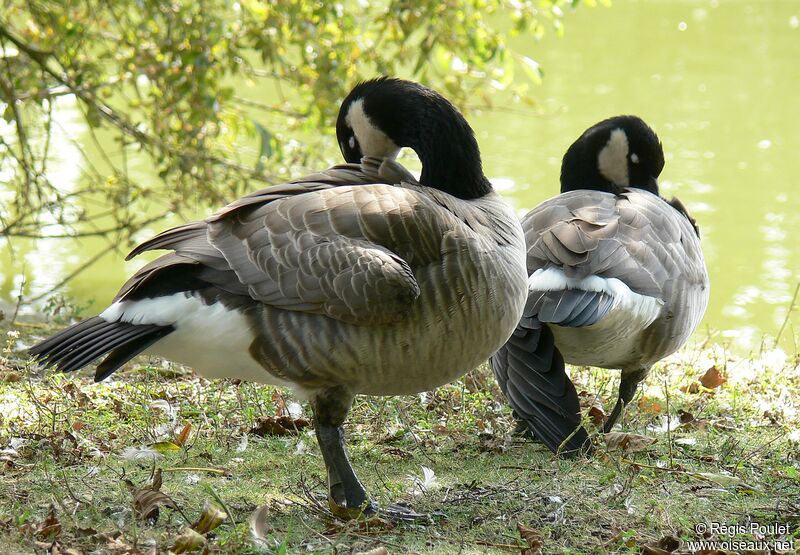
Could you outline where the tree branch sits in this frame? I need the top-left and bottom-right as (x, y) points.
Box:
(0, 20), (274, 183)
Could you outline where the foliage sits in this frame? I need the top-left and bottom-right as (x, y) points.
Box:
(0, 0), (592, 245)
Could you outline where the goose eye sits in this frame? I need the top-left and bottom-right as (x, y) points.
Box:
(630, 153), (640, 164)
(348, 135), (356, 150)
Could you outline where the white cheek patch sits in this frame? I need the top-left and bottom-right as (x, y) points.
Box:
(345, 98), (400, 160)
(598, 128), (630, 186)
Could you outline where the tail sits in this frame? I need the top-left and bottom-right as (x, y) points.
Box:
(491, 316), (590, 457)
(29, 317), (173, 382)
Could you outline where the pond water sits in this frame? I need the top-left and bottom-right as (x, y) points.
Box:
(2, 0), (799, 354)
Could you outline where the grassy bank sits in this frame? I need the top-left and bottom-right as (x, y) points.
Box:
(1, 318), (798, 554)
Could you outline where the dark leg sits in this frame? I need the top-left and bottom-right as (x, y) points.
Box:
(311, 386), (375, 519)
(311, 386), (436, 523)
(604, 368), (649, 433)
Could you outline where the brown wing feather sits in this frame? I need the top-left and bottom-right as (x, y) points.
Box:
(116, 161), (469, 325)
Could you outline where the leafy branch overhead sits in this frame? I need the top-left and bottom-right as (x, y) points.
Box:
(0, 0), (588, 244)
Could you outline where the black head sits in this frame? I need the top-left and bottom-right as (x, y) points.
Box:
(560, 115), (665, 195)
(335, 77), (492, 199)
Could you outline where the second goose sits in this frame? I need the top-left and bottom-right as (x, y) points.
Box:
(491, 116), (709, 455)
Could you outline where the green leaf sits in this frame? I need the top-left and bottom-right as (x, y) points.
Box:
(149, 441), (182, 453)
(520, 55), (544, 85)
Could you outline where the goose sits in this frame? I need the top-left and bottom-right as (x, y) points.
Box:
(29, 77), (529, 519)
(490, 116), (709, 455)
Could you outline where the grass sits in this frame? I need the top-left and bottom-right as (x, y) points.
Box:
(0, 317), (798, 554)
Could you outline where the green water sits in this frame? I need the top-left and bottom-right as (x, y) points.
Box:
(2, 0), (799, 353)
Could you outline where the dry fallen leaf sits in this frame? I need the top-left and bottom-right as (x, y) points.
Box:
(355, 547), (389, 555)
(588, 400), (606, 427)
(250, 415), (310, 436)
(324, 515), (395, 535)
(35, 505), (61, 540)
(126, 469), (177, 522)
(680, 382), (701, 394)
(171, 527), (206, 554)
(699, 366), (727, 389)
(517, 522), (544, 555)
(604, 432), (657, 452)
(174, 423), (192, 446)
(33, 540), (81, 555)
(191, 501), (227, 534)
(641, 545), (671, 555)
(654, 534), (681, 552)
(678, 410), (695, 424)
(637, 396), (664, 415)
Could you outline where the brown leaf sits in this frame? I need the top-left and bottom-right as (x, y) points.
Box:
(588, 401), (606, 426)
(517, 522), (544, 555)
(39, 542), (82, 555)
(127, 469), (177, 522)
(680, 382), (701, 394)
(355, 548), (389, 555)
(637, 396), (664, 414)
(699, 366), (726, 389)
(324, 516), (394, 535)
(641, 546), (671, 555)
(174, 423), (192, 447)
(191, 501), (227, 534)
(1, 370), (21, 382)
(35, 505), (61, 540)
(656, 534), (681, 552)
(271, 391), (287, 415)
(171, 527), (205, 554)
(71, 527), (97, 541)
(479, 433), (512, 454)
(250, 415), (310, 436)
(678, 410), (695, 424)
(604, 432), (657, 452)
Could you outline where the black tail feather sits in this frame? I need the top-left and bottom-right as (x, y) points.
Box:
(29, 318), (106, 357)
(29, 316), (173, 380)
(490, 316), (591, 457)
(95, 327), (173, 382)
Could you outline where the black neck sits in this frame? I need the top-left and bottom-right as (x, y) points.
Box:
(417, 140), (493, 200)
(398, 94), (493, 199)
(559, 139), (660, 196)
(560, 139), (612, 193)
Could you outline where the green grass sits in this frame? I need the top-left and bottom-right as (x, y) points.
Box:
(1, 321), (798, 554)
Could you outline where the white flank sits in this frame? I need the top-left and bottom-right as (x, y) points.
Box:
(345, 98), (401, 159)
(529, 267), (664, 367)
(528, 267), (662, 327)
(101, 293), (294, 387)
(597, 128), (630, 186)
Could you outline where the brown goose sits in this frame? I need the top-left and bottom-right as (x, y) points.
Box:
(29, 78), (528, 518)
(490, 116), (709, 455)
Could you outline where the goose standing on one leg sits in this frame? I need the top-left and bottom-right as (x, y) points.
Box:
(490, 116), (709, 455)
(29, 78), (529, 518)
